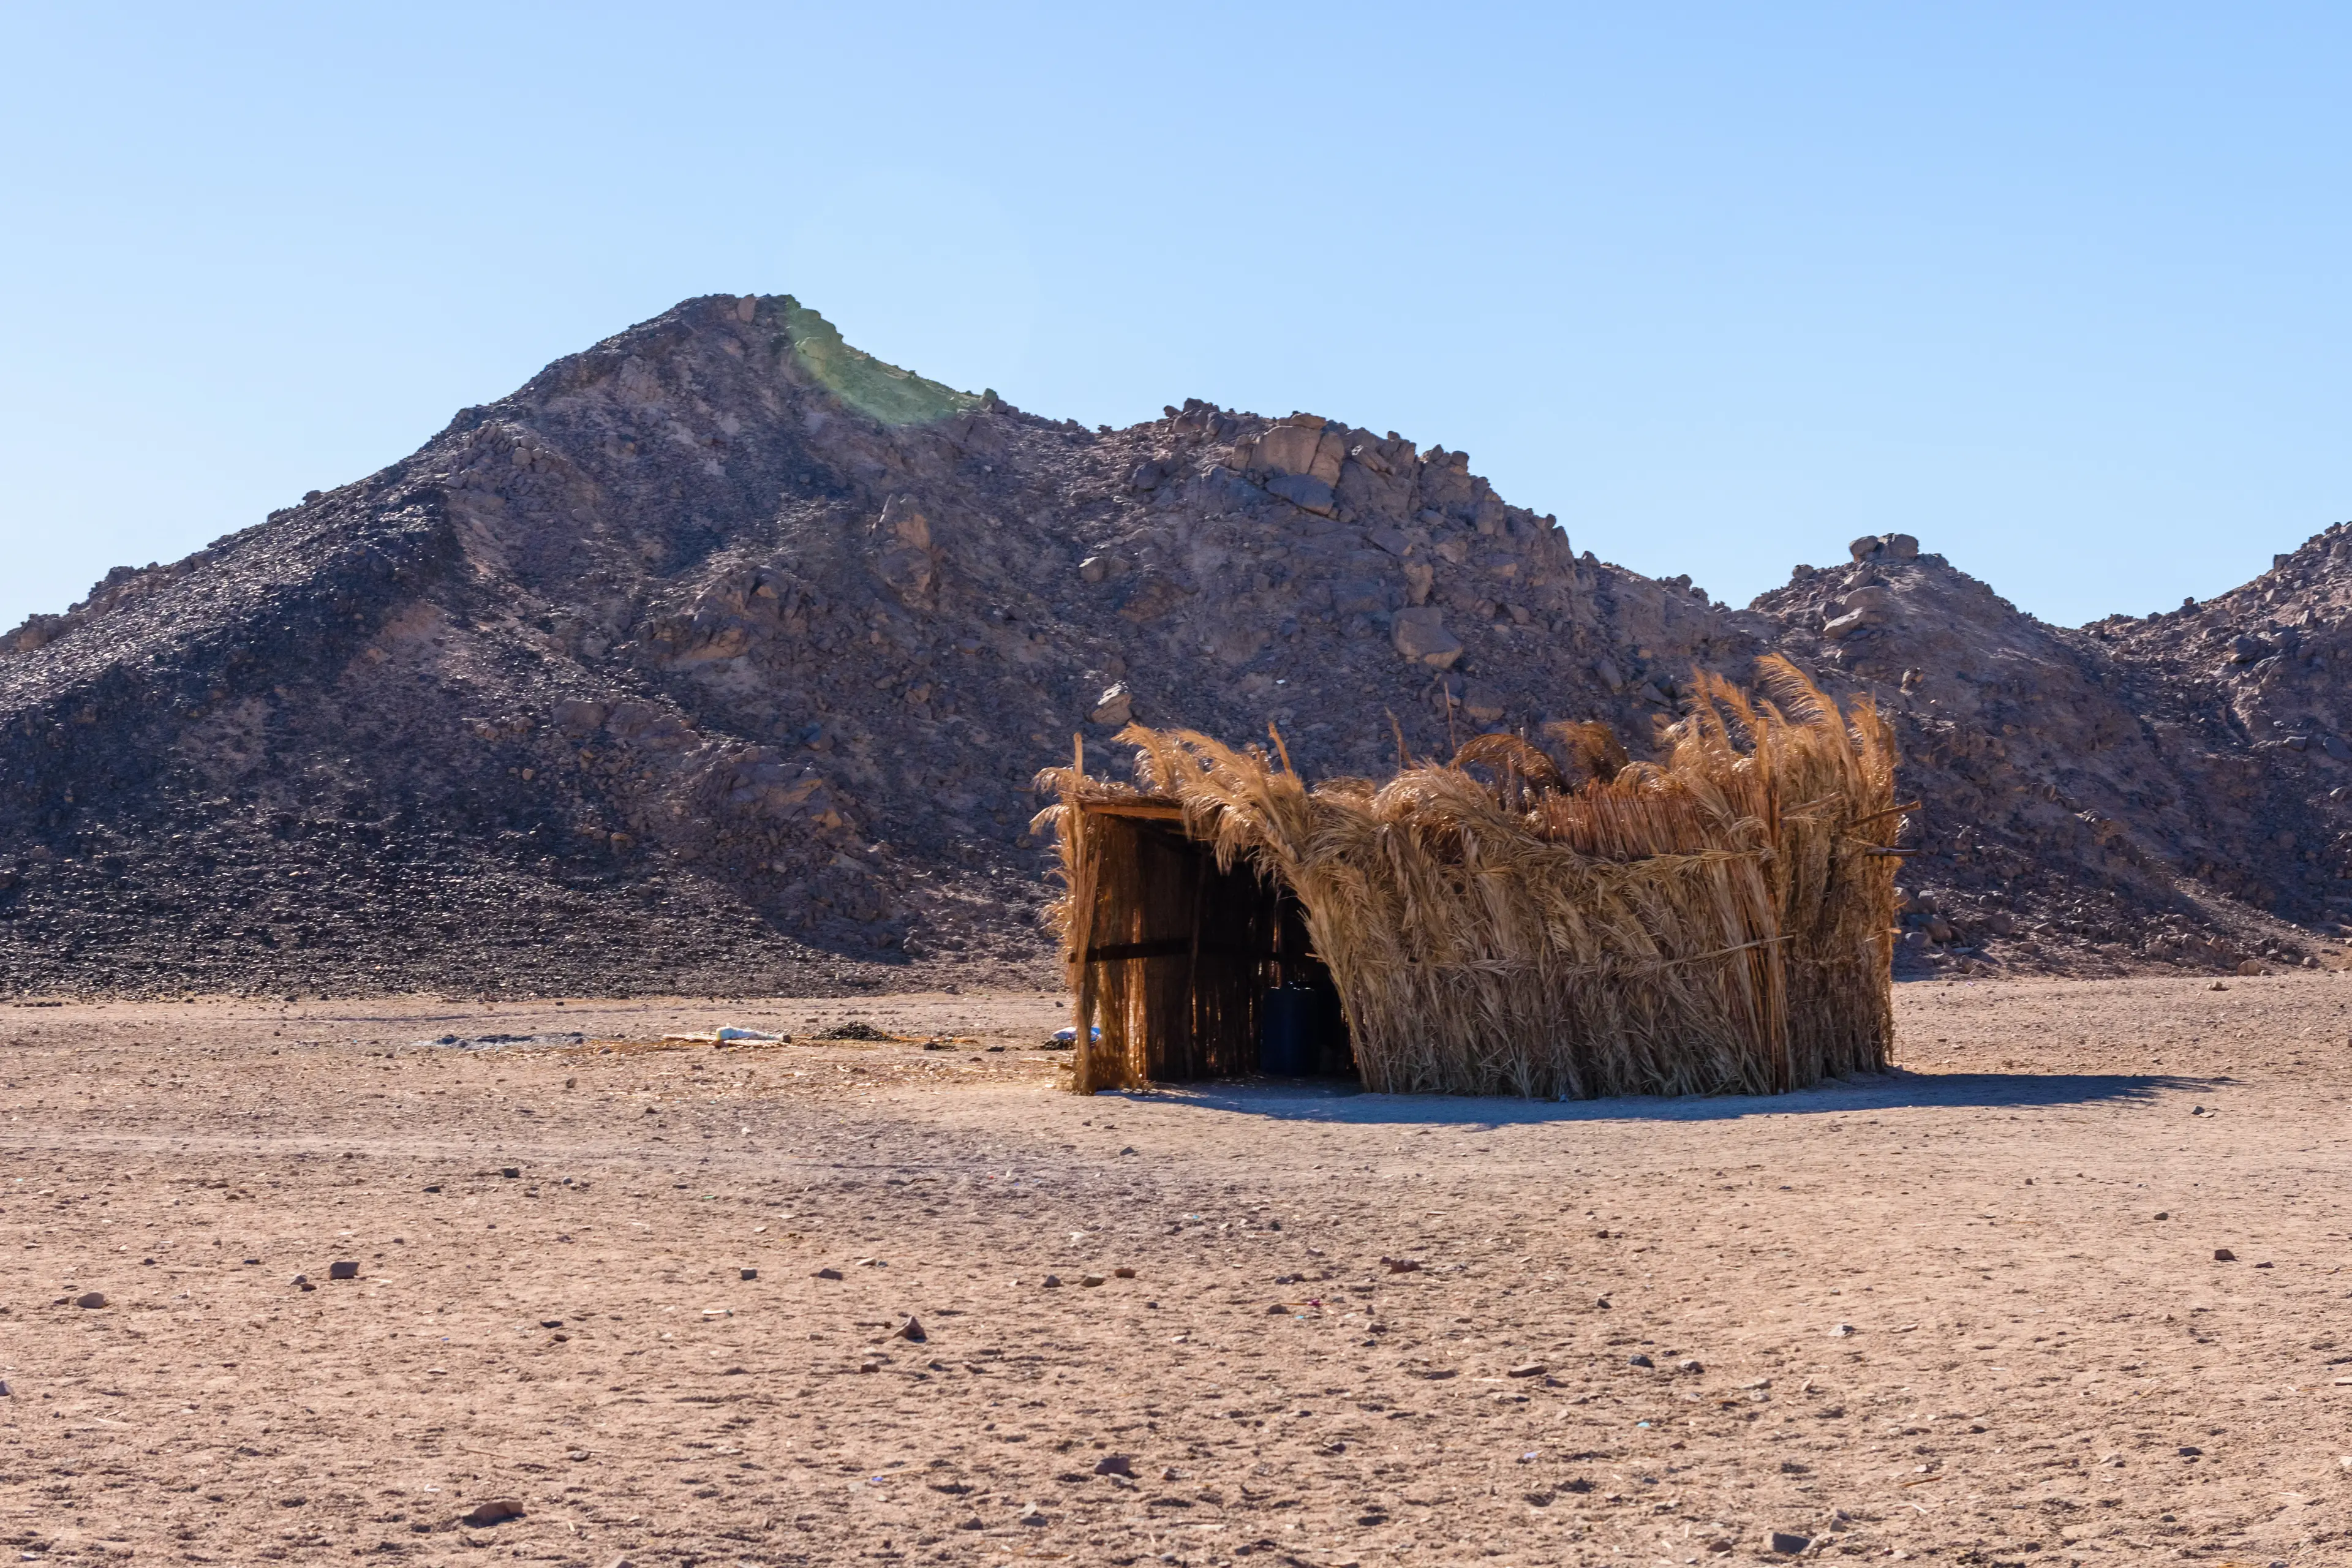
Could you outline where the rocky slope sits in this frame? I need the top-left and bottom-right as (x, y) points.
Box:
(1, 293), (2343, 996)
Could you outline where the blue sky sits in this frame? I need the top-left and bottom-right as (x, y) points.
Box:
(1, 2), (2344, 631)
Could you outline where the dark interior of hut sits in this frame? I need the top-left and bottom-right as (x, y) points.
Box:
(1079, 812), (1354, 1082)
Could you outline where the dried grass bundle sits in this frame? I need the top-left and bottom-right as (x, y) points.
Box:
(1036, 657), (1904, 1099)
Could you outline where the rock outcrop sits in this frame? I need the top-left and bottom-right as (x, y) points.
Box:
(0, 292), (2343, 995)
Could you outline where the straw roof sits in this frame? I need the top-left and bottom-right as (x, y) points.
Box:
(1036, 657), (1905, 1099)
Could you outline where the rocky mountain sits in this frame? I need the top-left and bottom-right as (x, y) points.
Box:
(1, 292), (2343, 998)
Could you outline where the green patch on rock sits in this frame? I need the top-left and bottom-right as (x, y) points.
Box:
(780, 298), (991, 428)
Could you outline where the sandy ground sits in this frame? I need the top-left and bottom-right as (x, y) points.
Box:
(2, 976), (2349, 1568)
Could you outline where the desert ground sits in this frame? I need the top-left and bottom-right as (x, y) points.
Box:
(2, 976), (2348, 1567)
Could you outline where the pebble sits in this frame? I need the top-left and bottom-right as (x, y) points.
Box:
(2214, 1248), (2237, 1262)
(1769, 1531), (1812, 1555)
(1093, 1454), (1134, 1477)
(1506, 1362), (1546, 1378)
(740, 1268), (758, 1281)
(1080, 1274), (1105, 1287)
(72, 1291), (105, 1310)
(812, 1267), (844, 1281)
(328, 1261), (360, 1280)
(894, 1316), (926, 1342)
(1381, 1256), (1422, 1274)
(1041, 1274), (1064, 1288)
(1830, 1322), (1856, 1336)
(1627, 1354), (1654, 1368)
(1114, 1266), (1137, 1279)
(1677, 1358), (1705, 1374)
(459, 1498), (526, 1527)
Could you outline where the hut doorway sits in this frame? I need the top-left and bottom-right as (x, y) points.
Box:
(1066, 802), (1353, 1088)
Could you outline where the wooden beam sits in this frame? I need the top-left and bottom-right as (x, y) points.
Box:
(1077, 799), (1185, 821)
(1085, 938), (1275, 964)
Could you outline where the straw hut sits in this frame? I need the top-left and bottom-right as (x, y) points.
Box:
(1033, 657), (1909, 1099)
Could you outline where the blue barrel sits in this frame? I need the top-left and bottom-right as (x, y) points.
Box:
(1258, 987), (1322, 1076)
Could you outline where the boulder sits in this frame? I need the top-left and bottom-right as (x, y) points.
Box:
(878, 494), (931, 551)
(553, 699), (609, 737)
(873, 495), (937, 600)
(1847, 532), (1920, 562)
(1391, 608), (1463, 669)
(1089, 684), (1134, 727)
(1245, 417), (1348, 486)
(1265, 473), (1337, 518)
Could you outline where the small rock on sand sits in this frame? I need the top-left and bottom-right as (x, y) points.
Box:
(328, 1261), (360, 1280)
(1507, 1362), (1546, 1378)
(460, 1498), (526, 1527)
(812, 1267), (844, 1281)
(1769, 1531), (1812, 1555)
(72, 1291), (105, 1310)
(1093, 1453), (1134, 1476)
(2214, 1248), (2237, 1262)
(740, 1268), (758, 1281)
(894, 1316), (926, 1342)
